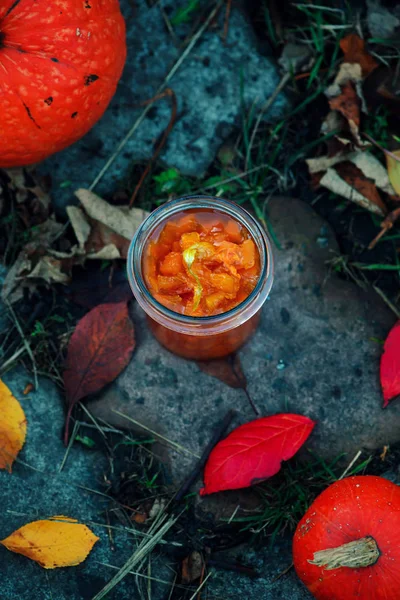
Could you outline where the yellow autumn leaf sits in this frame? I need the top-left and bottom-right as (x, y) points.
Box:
(0, 516), (99, 568)
(0, 379), (27, 472)
(386, 150), (400, 196)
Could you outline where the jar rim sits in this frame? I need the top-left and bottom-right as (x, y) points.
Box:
(127, 195), (274, 332)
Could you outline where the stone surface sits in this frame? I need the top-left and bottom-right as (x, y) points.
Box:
(367, 0), (400, 39)
(38, 0), (288, 210)
(89, 197), (398, 486)
(0, 369), (171, 600)
(209, 540), (311, 600)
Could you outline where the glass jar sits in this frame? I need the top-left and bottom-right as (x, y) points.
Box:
(127, 196), (274, 360)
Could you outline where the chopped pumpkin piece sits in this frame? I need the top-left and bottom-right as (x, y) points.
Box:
(143, 210), (261, 316)
(160, 252), (183, 276)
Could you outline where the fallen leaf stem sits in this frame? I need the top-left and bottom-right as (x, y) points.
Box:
(223, 0), (232, 42)
(173, 409), (236, 503)
(64, 404), (74, 446)
(207, 558), (259, 578)
(362, 132), (400, 163)
(129, 88), (177, 208)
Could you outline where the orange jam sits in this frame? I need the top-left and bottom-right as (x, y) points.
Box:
(143, 210), (261, 317)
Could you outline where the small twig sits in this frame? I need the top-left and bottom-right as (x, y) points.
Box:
(159, 4), (179, 45)
(92, 512), (179, 600)
(362, 133), (400, 163)
(106, 510), (115, 552)
(338, 450), (362, 480)
(244, 389), (260, 415)
(197, 564), (206, 600)
(113, 410), (201, 458)
(129, 88), (177, 207)
(188, 572), (213, 600)
(245, 72), (291, 170)
(174, 409), (236, 503)
(207, 559), (259, 578)
(89, 0), (224, 192)
(271, 562), (293, 582)
(223, 0), (232, 42)
(5, 299), (38, 390)
(58, 420), (80, 472)
(373, 285), (400, 319)
(191, 162), (274, 195)
(0, 345), (26, 375)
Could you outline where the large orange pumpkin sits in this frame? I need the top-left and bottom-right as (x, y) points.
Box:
(0, 0), (126, 167)
(293, 476), (400, 600)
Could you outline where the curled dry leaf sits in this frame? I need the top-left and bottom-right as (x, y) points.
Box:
(1, 167), (51, 225)
(339, 33), (378, 77)
(380, 321), (400, 408)
(200, 414), (316, 496)
(69, 189), (149, 260)
(63, 302), (135, 443)
(0, 379), (27, 472)
(1, 218), (70, 304)
(0, 516), (99, 568)
(329, 82), (361, 144)
(307, 149), (393, 216)
(319, 163), (387, 216)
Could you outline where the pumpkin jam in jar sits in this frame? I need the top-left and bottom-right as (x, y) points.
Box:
(128, 196), (274, 360)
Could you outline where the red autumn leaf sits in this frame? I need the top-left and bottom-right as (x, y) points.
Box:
(200, 414), (316, 496)
(63, 301), (135, 443)
(339, 33), (378, 77)
(380, 321), (400, 407)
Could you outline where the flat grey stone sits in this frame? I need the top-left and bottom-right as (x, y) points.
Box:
(89, 197), (398, 484)
(0, 369), (171, 600)
(209, 539), (311, 600)
(367, 0), (400, 39)
(38, 0), (288, 210)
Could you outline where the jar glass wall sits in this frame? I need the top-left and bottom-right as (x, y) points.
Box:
(127, 196), (274, 360)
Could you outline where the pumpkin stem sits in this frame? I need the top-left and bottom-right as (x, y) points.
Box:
(309, 536), (380, 570)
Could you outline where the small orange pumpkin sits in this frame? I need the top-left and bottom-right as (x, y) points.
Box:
(0, 0), (126, 167)
(293, 476), (400, 600)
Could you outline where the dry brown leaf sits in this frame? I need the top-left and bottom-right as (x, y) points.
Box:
(67, 190), (149, 260)
(386, 149), (400, 197)
(339, 33), (378, 77)
(66, 206), (91, 249)
(326, 63), (363, 99)
(2, 167), (51, 226)
(0, 379), (27, 472)
(74, 188), (149, 241)
(2, 246), (72, 304)
(319, 163), (387, 216)
(86, 221), (130, 259)
(0, 516), (99, 568)
(28, 255), (70, 285)
(181, 551), (204, 583)
(329, 82), (361, 143)
(349, 151), (394, 195)
(307, 151), (395, 195)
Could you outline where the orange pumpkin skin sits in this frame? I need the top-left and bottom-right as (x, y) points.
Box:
(0, 0), (126, 167)
(293, 476), (400, 600)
